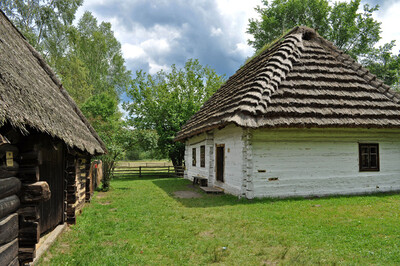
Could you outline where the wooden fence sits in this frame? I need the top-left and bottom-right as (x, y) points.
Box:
(114, 164), (184, 178)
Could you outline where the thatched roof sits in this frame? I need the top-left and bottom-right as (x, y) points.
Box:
(176, 26), (400, 141)
(0, 10), (106, 155)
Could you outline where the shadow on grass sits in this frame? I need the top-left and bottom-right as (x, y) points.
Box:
(152, 178), (277, 208)
(151, 177), (399, 208)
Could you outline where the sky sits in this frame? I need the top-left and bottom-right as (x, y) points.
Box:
(75, 0), (400, 79)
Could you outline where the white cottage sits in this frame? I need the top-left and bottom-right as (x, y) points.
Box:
(175, 26), (400, 199)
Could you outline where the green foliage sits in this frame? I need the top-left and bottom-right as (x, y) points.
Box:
(361, 41), (400, 90)
(124, 130), (160, 161)
(247, 0), (399, 86)
(40, 177), (400, 265)
(3, 2), (135, 189)
(72, 12), (131, 98)
(0, 0), (83, 55)
(125, 59), (226, 166)
(247, 0), (380, 58)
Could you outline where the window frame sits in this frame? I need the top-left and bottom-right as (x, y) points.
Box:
(359, 143), (380, 172)
(192, 147), (196, 167)
(200, 145), (205, 168)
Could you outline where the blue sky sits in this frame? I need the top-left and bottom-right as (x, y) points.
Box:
(75, 0), (400, 78)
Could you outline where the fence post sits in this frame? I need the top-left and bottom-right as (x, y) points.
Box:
(139, 166), (141, 178)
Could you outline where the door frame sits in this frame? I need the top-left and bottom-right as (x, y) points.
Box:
(215, 144), (225, 182)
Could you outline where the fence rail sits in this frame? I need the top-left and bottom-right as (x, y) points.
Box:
(114, 165), (184, 178)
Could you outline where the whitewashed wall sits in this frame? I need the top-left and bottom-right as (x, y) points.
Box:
(184, 125), (245, 196)
(185, 132), (213, 183)
(251, 128), (400, 198)
(213, 125), (245, 196)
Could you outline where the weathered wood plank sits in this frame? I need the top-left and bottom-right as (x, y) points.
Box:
(18, 166), (40, 182)
(0, 213), (18, 245)
(19, 220), (40, 244)
(17, 206), (39, 220)
(0, 169), (18, 179)
(19, 150), (42, 165)
(21, 181), (51, 202)
(0, 238), (18, 266)
(67, 193), (76, 204)
(0, 195), (20, 219)
(18, 246), (36, 264)
(0, 177), (21, 200)
(0, 162), (19, 173)
(7, 257), (19, 266)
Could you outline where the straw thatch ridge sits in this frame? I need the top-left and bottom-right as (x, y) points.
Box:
(176, 26), (400, 141)
(0, 10), (106, 155)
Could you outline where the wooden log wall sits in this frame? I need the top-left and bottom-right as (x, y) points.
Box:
(66, 153), (77, 224)
(17, 148), (50, 264)
(0, 135), (21, 266)
(85, 159), (93, 202)
(77, 157), (89, 209)
(65, 154), (90, 222)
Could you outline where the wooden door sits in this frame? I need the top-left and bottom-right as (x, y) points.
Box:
(216, 144), (224, 182)
(38, 142), (65, 234)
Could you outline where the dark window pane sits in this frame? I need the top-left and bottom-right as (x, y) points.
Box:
(359, 144), (379, 171)
(370, 155), (377, 168)
(192, 148), (196, 166)
(200, 145), (205, 168)
(361, 154), (369, 167)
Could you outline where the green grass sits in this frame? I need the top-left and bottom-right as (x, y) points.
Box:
(38, 176), (400, 265)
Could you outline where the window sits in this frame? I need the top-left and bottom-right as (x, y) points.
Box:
(359, 143), (379, 171)
(200, 145), (205, 167)
(192, 148), (196, 166)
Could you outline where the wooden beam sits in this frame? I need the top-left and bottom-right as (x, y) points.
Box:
(7, 257), (18, 266)
(19, 151), (42, 165)
(0, 195), (20, 220)
(0, 169), (18, 179)
(0, 239), (18, 266)
(18, 166), (40, 182)
(17, 206), (39, 220)
(0, 213), (18, 245)
(21, 182), (51, 203)
(0, 177), (21, 199)
(19, 221), (40, 245)
(18, 245), (36, 264)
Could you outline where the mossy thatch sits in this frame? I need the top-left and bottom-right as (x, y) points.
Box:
(176, 26), (400, 141)
(0, 10), (106, 155)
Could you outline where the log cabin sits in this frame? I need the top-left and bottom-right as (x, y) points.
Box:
(0, 10), (106, 264)
(176, 26), (400, 199)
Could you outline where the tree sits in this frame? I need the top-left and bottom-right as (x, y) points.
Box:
(125, 59), (226, 168)
(0, 0), (83, 56)
(70, 12), (131, 98)
(81, 93), (154, 190)
(361, 41), (400, 90)
(247, 0), (400, 86)
(3, 2), (134, 188)
(247, 0), (381, 59)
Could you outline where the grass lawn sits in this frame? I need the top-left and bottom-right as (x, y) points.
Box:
(38, 175), (400, 265)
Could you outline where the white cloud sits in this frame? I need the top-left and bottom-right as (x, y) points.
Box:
(149, 62), (170, 75)
(141, 38), (171, 54)
(122, 43), (146, 59)
(211, 27), (223, 37)
(235, 42), (254, 57)
(374, 1), (400, 52)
